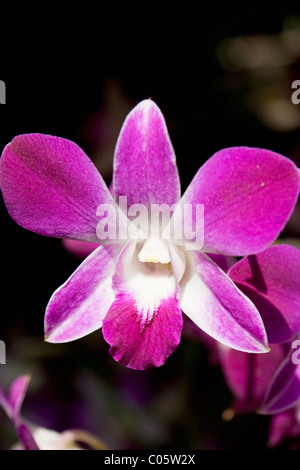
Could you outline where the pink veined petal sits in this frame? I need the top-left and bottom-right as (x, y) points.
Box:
(261, 353), (300, 414)
(179, 147), (300, 256)
(219, 343), (287, 412)
(179, 251), (269, 353)
(228, 245), (300, 343)
(102, 241), (183, 370)
(113, 100), (181, 208)
(45, 244), (122, 343)
(0, 134), (116, 241)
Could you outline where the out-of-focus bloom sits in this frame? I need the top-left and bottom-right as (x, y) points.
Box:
(216, 244), (300, 445)
(261, 351), (300, 415)
(228, 244), (300, 344)
(219, 244), (300, 409)
(0, 100), (299, 370)
(260, 348), (300, 448)
(0, 375), (107, 450)
(219, 342), (289, 414)
(267, 406), (300, 448)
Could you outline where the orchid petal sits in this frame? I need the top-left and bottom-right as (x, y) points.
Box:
(219, 343), (287, 411)
(0, 134), (116, 241)
(179, 147), (300, 256)
(8, 375), (31, 424)
(113, 100), (180, 208)
(261, 354), (300, 414)
(180, 252), (269, 353)
(0, 376), (40, 450)
(207, 253), (236, 273)
(62, 239), (99, 259)
(45, 244), (122, 343)
(268, 409), (300, 448)
(0, 375), (30, 421)
(17, 423), (40, 450)
(228, 245), (300, 343)
(102, 241), (183, 370)
(0, 383), (11, 418)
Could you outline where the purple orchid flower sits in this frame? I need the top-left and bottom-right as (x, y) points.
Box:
(217, 244), (300, 416)
(0, 99), (299, 370)
(0, 375), (107, 450)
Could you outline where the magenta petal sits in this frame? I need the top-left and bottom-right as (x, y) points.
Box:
(0, 134), (115, 241)
(113, 100), (180, 207)
(45, 244), (122, 343)
(102, 293), (183, 370)
(261, 355), (300, 414)
(180, 252), (269, 353)
(181, 147), (300, 256)
(228, 245), (300, 343)
(219, 344), (287, 412)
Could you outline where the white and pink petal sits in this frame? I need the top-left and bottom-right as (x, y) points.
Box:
(102, 241), (183, 370)
(179, 252), (269, 353)
(113, 100), (181, 209)
(45, 244), (122, 343)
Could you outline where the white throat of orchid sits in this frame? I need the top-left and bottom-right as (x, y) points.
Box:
(138, 237), (171, 264)
(119, 238), (186, 330)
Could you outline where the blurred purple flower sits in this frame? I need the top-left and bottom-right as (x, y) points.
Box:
(228, 244), (300, 344)
(260, 347), (300, 448)
(219, 244), (300, 407)
(0, 100), (299, 370)
(0, 375), (107, 450)
(216, 244), (300, 445)
(261, 349), (300, 415)
(267, 407), (300, 448)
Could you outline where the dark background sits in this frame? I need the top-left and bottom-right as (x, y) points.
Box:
(0, 0), (300, 450)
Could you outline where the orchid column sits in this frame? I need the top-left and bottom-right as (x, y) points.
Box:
(0, 99), (299, 369)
